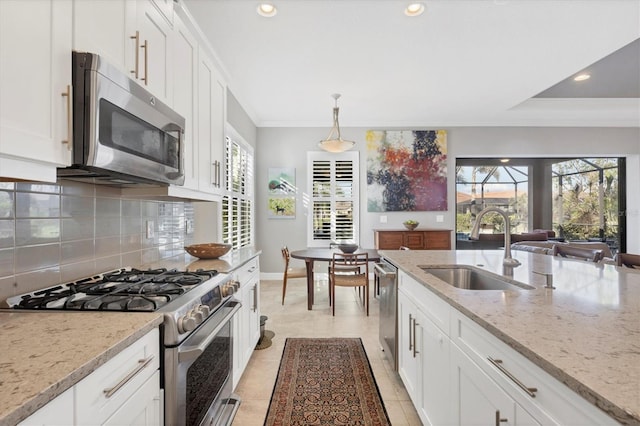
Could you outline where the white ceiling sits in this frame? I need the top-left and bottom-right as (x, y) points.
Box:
(182, 0), (640, 128)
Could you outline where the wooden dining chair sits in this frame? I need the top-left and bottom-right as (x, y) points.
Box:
(552, 245), (604, 263)
(281, 246), (308, 305)
(615, 253), (640, 269)
(329, 252), (369, 316)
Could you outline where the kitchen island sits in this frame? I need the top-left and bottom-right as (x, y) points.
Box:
(380, 249), (640, 425)
(0, 311), (163, 425)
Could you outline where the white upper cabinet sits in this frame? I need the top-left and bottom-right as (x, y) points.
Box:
(73, 0), (173, 106)
(172, 14), (199, 191)
(124, 8), (228, 201)
(72, 0), (136, 74)
(149, 0), (173, 25)
(0, 0), (73, 182)
(136, 0), (173, 105)
(198, 48), (227, 195)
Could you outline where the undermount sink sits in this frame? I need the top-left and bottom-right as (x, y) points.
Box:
(421, 266), (534, 291)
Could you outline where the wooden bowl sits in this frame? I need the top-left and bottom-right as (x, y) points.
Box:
(184, 243), (232, 259)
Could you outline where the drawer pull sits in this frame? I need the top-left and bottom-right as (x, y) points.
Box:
(408, 314), (413, 351)
(488, 357), (537, 397)
(412, 318), (420, 358)
(103, 355), (154, 398)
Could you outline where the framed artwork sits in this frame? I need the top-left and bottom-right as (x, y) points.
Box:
(366, 130), (448, 212)
(268, 167), (296, 194)
(267, 196), (296, 218)
(267, 168), (296, 218)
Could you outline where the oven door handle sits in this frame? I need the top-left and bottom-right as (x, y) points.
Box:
(178, 301), (242, 364)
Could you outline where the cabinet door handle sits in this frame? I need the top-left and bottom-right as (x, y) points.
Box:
(495, 410), (508, 425)
(488, 357), (538, 397)
(130, 31), (140, 79)
(252, 283), (258, 312)
(211, 161), (218, 186)
(408, 314), (413, 351)
(61, 85), (72, 150)
(412, 318), (419, 358)
(141, 39), (148, 85)
(103, 355), (154, 398)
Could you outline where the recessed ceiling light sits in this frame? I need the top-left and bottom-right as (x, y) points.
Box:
(500, 158), (510, 163)
(405, 3), (425, 17)
(257, 3), (277, 17)
(573, 73), (591, 82)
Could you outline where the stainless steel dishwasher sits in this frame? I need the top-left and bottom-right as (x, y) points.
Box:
(375, 258), (398, 370)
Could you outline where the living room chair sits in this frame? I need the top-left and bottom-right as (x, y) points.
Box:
(615, 253), (640, 269)
(329, 252), (370, 316)
(552, 245), (604, 263)
(281, 246), (308, 305)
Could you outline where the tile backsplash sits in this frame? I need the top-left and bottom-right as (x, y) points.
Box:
(0, 180), (195, 303)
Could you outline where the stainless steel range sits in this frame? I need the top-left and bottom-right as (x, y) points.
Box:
(7, 267), (242, 426)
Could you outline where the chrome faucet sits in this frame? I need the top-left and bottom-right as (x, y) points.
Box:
(470, 206), (521, 267)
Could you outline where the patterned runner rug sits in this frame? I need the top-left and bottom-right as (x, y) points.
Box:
(264, 338), (391, 426)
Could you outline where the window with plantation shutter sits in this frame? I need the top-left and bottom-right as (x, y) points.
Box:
(307, 151), (359, 246)
(222, 132), (254, 249)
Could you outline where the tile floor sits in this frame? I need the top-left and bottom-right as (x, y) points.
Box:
(232, 276), (422, 425)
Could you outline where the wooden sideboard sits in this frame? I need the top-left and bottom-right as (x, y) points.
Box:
(374, 229), (452, 250)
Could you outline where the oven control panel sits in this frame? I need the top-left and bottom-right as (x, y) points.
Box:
(178, 303), (211, 333)
(174, 278), (240, 335)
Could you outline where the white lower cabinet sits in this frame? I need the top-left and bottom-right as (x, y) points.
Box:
(18, 387), (74, 426)
(20, 328), (161, 426)
(397, 270), (618, 426)
(232, 256), (261, 389)
(397, 291), (421, 406)
(452, 344), (540, 426)
(398, 272), (451, 426)
(102, 372), (161, 426)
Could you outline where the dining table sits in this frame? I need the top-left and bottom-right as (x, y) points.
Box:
(289, 248), (381, 310)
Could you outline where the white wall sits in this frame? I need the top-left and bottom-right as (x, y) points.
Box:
(256, 126), (640, 273)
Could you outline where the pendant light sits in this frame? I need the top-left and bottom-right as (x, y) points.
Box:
(318, 94), (355, 153)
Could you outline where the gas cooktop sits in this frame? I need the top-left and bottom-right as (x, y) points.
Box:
(7, 267), (220, 312)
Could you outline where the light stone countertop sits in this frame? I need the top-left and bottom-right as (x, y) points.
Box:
(142, 246), (262, 274)
(0, 311), (163, 426)
(379, 249), (640, 425)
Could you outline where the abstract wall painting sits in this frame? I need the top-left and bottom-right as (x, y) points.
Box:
(267, 167), (296, 218)
(366, 130), (447, 212)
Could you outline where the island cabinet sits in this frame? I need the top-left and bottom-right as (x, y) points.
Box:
(374, 230), (451, 250)
(397, 270), (618, 426)
(398, 271), (452, 426)
(451, 345), (542, 426)
(232, 256), (261, 389)
(19, 328), (161, 426)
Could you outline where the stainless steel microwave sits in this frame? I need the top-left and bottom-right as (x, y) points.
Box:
(57, 51), (185, 186)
